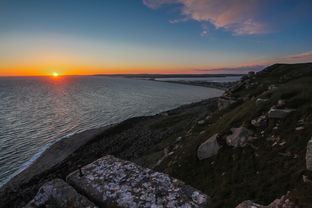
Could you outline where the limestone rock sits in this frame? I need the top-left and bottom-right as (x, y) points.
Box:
(306, 137), (312, 171)
(256, 98), (269, 104)
(198, 120), (205, 125)
(67, 155), (212, 208)
(218, 96), (236, 110)
(251, 115), (267, 128)
(226, 127), (253, 148)
(197, 134), (220, 160)
(235, 200), (265, 208)
(268, 108), (295, 119)
(23, 179), (98, 208)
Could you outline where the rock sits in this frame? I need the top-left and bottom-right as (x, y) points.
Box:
(248, 71), (255, 78)
(67, 155), (212, 208)
(197, 134), (220, 160)
(277, 99), (286, 107)
(198, 120), (205, 125)
(306, 137), (312, 171)
(268, 84), (277, 90)
(226, 127), (254, 148)
(176, 136), (182, 142)
(303, 175), (312, 183)
(218, 96), (237, 110)
(235, 200), (265, 208)
(205, 115), (211, 120)
(251, 115), (267, 128)
(23, 179), (98, 208)
(256, 98), (268, 104)
(295, 126), (304, 131)
(236, 192), (298, 208)
(268, 108), (295, 119)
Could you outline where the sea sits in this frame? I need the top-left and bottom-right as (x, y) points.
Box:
(0, 76), (226, 186)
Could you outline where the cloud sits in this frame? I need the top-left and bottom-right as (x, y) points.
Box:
(143, 0), (268, 35)
(268, 51), (312, 64)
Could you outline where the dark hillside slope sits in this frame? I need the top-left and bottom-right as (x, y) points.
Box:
(146, 63), (312, 207)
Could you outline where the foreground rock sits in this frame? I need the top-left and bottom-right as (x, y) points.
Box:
(268, 108), (295, 119)
(306, 137), (312, 171)
(197, 134), (220, 160)
(235, 192), (298, 208)
(67, 155), (211, 208)
(24, 179), (97, 208)
(226, 127), (254, 148)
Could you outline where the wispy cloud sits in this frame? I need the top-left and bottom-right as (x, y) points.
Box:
(143, 0), (268, 35)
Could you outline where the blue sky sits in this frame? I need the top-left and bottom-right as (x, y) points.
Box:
(0, 0), (312, 75)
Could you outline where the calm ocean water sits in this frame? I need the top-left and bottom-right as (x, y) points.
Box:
(0, 76), (223, 185)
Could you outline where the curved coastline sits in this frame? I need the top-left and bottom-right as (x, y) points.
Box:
(0, 88), (223, 191)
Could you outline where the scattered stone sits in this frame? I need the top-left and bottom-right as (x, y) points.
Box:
(176, 137), (182, 143)
(197, 134), (220, 160)
(303, 175), (312, 183)
(67, 155), (212, 208)
(236, 192), (298, 208)
(23, 179), (98, 208)
(306, 137), (312, 171)
(256, 98), (269, 104)
(268, 84), (277, 91)
(277, 99), (286, 108)
(205, 115), (211, 120)
(226, 127), (254, 148)
(235, 200), (264, 208)
(218, 96), (237, 110)
(251, 115), (267, 128)
(198, 120), (205, 125)
(295, 126), (304, 131)
(268, 108), (295, 119)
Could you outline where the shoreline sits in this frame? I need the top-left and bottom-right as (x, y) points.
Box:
(0, 96), (221, 208)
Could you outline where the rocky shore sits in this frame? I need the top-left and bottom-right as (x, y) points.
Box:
(0, 97), (219, 208)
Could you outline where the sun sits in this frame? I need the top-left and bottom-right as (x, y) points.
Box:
(52, 72), (59, 77)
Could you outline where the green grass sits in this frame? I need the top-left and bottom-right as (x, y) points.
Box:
(141, 63), (312, 207)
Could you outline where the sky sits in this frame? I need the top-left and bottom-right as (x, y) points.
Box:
(0, 0), (312, 76)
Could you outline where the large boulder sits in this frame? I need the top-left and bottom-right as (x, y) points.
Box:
(306, 137), (312, 171)
(235, 200), (265, 208)
(24, 179), (98, 208)
(226, 127), (254, 148)
(235, 192), (298, 208)
(197, 134), (220, 160)
(67, 155), (212, 208)
(268, 108), (295, 119)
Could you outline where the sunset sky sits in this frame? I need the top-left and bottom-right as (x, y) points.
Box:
(0, 0), (312, 76)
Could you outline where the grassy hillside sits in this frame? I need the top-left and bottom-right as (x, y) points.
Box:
(139, 63), (312, 207)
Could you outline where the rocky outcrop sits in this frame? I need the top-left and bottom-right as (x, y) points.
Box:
(197, 134), (220, 160)
(226, 127), (254, 148)
(67, 155), (211, 208)
(235, 192), (298, 208)
(251, 115), (267, 128)
(268, 108), (295, 119)
(218, 96), (237, 110)
(24, 179), (97, 208)
(306, 137), (312, 171)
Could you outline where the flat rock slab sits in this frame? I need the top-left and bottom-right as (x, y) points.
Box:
(24, 178), (98, 208)
(67, 155), (211, 208)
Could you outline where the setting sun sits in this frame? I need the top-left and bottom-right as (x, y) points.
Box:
(52, 72), (59, 77)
